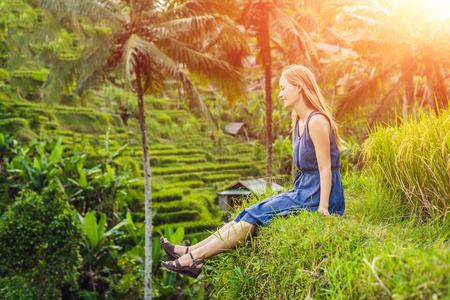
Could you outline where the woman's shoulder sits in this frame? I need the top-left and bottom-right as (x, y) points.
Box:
(308, 113), (331, 136)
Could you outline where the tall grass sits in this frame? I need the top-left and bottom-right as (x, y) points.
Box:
(361, 110), (450, 220)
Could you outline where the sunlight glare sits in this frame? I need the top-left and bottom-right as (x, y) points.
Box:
(424, 0), (450, 20)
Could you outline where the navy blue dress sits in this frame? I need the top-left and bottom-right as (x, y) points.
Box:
(233, 111), (345, 226)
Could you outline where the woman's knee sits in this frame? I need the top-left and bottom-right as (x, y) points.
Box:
(236, 220), (257, 234)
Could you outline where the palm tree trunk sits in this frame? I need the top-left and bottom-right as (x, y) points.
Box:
(260, 3), (273, 179)
(135, 62), (153, 300)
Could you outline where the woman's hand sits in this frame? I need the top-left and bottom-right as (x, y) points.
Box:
(318, 206), (330, 216)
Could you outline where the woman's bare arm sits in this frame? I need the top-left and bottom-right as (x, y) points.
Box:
(308, 114), (332, 215)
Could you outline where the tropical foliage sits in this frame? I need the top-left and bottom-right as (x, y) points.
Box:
(323, 0), (450, 141)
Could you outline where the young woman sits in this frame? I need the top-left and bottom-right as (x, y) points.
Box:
(160, 65), (346, 279)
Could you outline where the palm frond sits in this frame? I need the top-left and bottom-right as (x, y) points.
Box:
(37, 0), (122, 25)
(324, 0), (408, 42)
(178, 71), (219, 136)
(158, 36), (243, 88)
(271, 6), (318, 65)
(74, 32), (116, 96)
(42, 60), (77, 106)
(120, 34), (153, 89)
(335, 64), (401, 118)
(158, 0), (239, 21)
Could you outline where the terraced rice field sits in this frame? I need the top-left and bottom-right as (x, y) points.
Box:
(33, 96), (266, 242)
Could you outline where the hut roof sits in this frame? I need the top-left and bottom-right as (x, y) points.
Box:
(224, 122), (246, 136)
(218, 178), (284, 196)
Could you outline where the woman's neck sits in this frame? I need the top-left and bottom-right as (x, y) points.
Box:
(293, 94), (314, 122)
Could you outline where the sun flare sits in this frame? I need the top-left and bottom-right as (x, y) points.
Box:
(417, 0), (450, 20)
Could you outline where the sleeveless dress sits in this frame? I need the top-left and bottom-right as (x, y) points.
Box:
(233, 111), (345, 226)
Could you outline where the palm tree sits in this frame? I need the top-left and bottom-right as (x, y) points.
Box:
(237, 0), (319, 178)
(323, 0), (450, 142)
(30, 0), (248, 298)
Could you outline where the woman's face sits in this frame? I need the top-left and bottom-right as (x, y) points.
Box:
(278, 75), (300, 108)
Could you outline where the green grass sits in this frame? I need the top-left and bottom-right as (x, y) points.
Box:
(153, 200), (198, 213)
(150, 155), (207, 166)
(149, 148), (205, 156)
(53, 111), (112, 133)
(204, 172), (450, 299)
(153, 220), (221, 235)
(153, 210), (200, 226)
(162, 180), (205, 189)
(152, 162), (250, 175)
(361, 109), (450, 220)
(202, 173), (241, 183)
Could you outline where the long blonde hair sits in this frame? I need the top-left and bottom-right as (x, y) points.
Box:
(282, 65), (346, 150)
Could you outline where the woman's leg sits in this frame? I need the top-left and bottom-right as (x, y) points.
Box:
(163, 221), (236, 257)
(167, 220), (257, 267)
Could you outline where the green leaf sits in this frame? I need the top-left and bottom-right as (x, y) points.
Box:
(97, 213), (107, 242)
(77, 162), (88, 188)
(33, 156), (41, 171)
(104, 219), (127, 239)
(171, 226), (185, 245)
(126, 211), (134, 227)
(106, 164), (114, 181)
(48, 137), (62, 163)
(84, 212), (98, 249)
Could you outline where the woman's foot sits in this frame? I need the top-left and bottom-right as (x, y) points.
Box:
(161, 252), (204, 279)
(160, 237), (189, 260)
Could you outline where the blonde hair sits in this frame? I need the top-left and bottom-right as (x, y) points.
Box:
(282, 65), (346, 150)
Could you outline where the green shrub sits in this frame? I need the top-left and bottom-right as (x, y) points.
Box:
(54, 111), (110, 133)
(184, 231), (211, 243)
(227, 144), (253, 154)
(31, 69), (49, 82)
(43, 121), (59, 130)
(148, 144), (176, 150)
(152, 155), (207, 165)
(153, 200), (198, 213)
(0, 68), (9, 81)
(153, 210), (199, 226)
(144, 96), (176, 110)
(202, 173), (240, 183)
(53, 129), (74, 137)
(54, 105), (94, 112)
(0, 185), (82, 299)
(153, 162), (250, 175)
(216, 155), (242, 162)
(155, 114), (171, 124)
(177, 156), (207, 164)
(10, 70), (45, 101)
(149, 148), (204, 156)
(362, 110), (450, 219)
(162, 180), (204, 189)
(116, 127), (127, 133)
(0, 118), (36, 143)
(0, 276), (41, 299)
(114, 156), (141, 178)
(153, 220), (220, 235)
(157, 172), (204, 182)
(0, 117), (29, 132)
(153, 189), (184, 202)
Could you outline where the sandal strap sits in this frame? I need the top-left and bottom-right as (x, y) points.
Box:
(189, 252), (204, 267)
(185, 247), (189, 254)
(173, 259), (181, 268)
